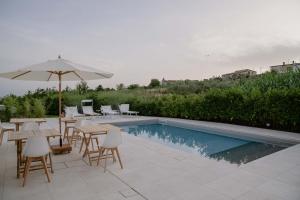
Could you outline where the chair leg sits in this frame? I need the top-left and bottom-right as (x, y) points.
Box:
(111, 149), (116, 162)
(115, 148), (123, 169)
(97, 147), (103, 166)
(87, 144), (92, 166)
(74, 131), (78, 147)
(23, 157), (31, 187)
(79, 137), (85, 153)
(48, 153), (54, 173)
(95, 138), (100, 151)
(41, 156), (51, 183)
(71, 130), (74, 145)
(104, 149), (108, 172)
(74, 131), (81, 147)
(91, 138), (95, 150)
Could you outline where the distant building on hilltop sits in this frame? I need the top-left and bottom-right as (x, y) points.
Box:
(221, 72), (235, 79)
(270, 61), (300, 73)
(222, 69), (257, 79)
(161, 78), (178, 86)
(161, 78), (200, 86)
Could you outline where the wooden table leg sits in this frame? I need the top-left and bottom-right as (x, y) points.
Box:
(63, 122), (67, 141)
(83, 133), (90, 158)
(16, 140), (21, 178)
(16, 123), (20, 131)
(82, 133), (94, 166)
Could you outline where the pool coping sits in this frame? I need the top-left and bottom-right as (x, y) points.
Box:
(101, 116), (300, 146)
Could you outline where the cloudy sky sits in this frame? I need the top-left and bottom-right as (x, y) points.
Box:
(0, 0), (300, 96)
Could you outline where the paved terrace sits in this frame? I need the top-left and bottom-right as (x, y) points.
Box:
(0, 116), (300, 200)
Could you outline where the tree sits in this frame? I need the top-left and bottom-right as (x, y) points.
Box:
(116, 83), (125, 90)
(64, 86), (71, 92)
(128, 84), (139, 90)
(76, 81), (89, 94)
(105, 87), (115, 91)
(95, 84), (104, 91)
(32, 99), (45, 117)
(148, 79), (160, 88)
(23, 98), (31, 117)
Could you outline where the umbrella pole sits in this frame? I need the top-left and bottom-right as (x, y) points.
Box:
(58, 73), (62, 146)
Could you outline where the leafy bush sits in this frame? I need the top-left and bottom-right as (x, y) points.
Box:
(0, 95), (47, 120)
(44, 94), (59, 115)
(148, 79), (160, 88)
(0, 71), (299, 132)
(32, 99), (46, 117)
(23, 98), (32, 117)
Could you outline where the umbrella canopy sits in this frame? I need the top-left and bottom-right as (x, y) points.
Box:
(0, 57), (113, 81)
(0, 56), (113, 145)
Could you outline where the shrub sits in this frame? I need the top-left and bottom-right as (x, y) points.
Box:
(22, 98), (32, 117)
(0, 71), (299, 132)
(148, 79), (160, 88)
(32, 99), (46, 117)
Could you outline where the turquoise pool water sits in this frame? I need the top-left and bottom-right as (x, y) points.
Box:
(122, 123), (285, 164)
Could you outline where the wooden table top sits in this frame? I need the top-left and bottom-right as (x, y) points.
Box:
(78, 124), (120, 134)
(8, 128), (61, 141)
(61, 117), (77, 123)
(10, 118), (47, 124)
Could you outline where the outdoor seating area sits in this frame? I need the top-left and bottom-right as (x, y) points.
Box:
(0, 116), (299, 200)
(1, 116), (125, 188)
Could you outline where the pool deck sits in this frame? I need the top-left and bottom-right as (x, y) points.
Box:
(0, 116), (299, 200)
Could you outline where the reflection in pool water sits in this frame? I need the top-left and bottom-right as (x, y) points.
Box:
(122, 124), (286, 165)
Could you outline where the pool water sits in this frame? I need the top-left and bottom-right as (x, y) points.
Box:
(122, 123), (286, 165)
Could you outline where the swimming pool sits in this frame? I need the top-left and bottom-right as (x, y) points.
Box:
(122, 123), (286, 164)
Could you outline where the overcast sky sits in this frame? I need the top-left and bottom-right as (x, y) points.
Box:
(1, 0), (300, 96)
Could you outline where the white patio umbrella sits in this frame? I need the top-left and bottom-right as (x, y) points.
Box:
(0, 56), (113, 145)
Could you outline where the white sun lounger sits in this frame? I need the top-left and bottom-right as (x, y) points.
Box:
(81, 99), (101, 117)
(119, 104), (139, 115)
(100, 105), (119, 116)
(64, 106), (84, 117)
(82, 106), (101, 116)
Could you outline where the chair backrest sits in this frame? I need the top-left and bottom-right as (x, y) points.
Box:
(101, 105), (112, 113)
(21, 122), (39, 131)
(119, 104), (129, 112)
(81, 99), (93, 107)
(74, 119), (87, 129)
(23, 135), (50, 157)
(65, 106), (80, 117)
(102, 128), (122, 148)
(82, 106), (94, 114)
(65, 106), (73, 117)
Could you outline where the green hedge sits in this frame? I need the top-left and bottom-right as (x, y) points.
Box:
(0, 96), (46, 121)
(1, 71), (299, 132)
(128, 88), (300, 132)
